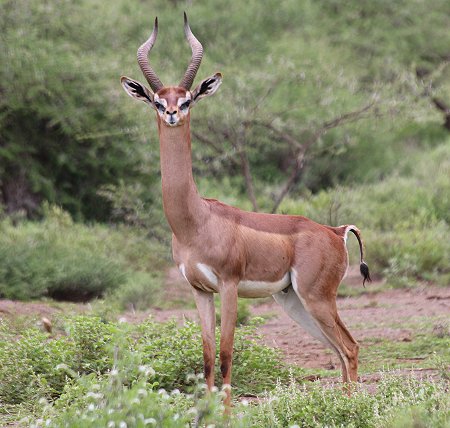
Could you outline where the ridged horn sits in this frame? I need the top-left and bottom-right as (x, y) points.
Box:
(137, 17), (164, 92)
(179, 12), (204, 90)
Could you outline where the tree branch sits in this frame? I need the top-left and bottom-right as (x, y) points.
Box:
(265, 100), (376, 213)
(232, 125), (259, 211)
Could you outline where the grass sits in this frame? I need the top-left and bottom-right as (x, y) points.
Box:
(337, 282), (387, 298)
(360, 334), (450, 373)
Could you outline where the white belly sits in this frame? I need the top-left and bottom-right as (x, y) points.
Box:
(237, 272), (291, 298)
(194, 263), (291, 298)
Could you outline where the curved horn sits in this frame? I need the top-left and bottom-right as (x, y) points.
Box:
(137, 17), (164, 92)
(179, 12), (204, 90)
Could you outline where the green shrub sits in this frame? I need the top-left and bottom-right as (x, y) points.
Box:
(0, 316), (120, 405)
(0, 210), (124, 300)
(215, 297), (252, 326)
(33, 368), (450, 428)
(65, 316), (120, 374)
(0, 315), (292, 409)
(367, 222), (450, 286)
(136, 318), (294, 395)
(0, 205), (169, 301)
(0, 326), (75, 404)
(112, 271), (164, 311)
(3, 315), (449, 427)
(36, 372), (233, 428)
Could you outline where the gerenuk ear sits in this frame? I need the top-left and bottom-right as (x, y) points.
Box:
(191, 73), (222, 106)
(120, 76), (155, 108)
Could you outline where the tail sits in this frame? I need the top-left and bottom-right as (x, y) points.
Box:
(345, 225), (372, 287)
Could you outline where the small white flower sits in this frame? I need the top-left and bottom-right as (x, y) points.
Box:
(88, 404), (95, 411)
(110, 369), (119, 376)
(86, 392), (103, 400)
(56, 363), (68, 371)
(119, 422), (127, 428)
(211, 386), (219, 393)
(107, 422), (115, 428)
(137, 388), (148, 398)
(144, 418), (157, 425)
(138, 365), (155, 376)
(171, 388), (180, 395)
(186, 373), (196, 382)
(241, 399), (249, 407)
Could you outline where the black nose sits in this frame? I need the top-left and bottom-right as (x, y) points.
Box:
(166, 110), (177, 115)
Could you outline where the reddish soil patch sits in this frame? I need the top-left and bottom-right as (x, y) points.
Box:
(253, 285), (449, 370)
(0, 299), (60, 319)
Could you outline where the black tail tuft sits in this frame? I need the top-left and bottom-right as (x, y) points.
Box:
(360, 261), (372, 287)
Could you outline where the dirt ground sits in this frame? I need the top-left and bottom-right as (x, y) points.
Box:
(1, 266), (449, 378)
(156, 266), (450, 374)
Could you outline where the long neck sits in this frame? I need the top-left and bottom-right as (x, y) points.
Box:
(158, 119), (206, 240)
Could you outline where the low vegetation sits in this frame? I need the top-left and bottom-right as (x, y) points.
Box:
(0, 315), (448, 427)
(0, 315), (298, 425)
(0, 205), (168, 305)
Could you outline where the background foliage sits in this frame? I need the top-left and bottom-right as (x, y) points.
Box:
(1, 0), (449, 220)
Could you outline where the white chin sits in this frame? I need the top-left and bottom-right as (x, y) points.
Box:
(165, 121), (180, 127)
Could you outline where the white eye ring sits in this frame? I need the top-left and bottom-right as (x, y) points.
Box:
(180, 100), (191, 110)
(154, 102), (165, 112)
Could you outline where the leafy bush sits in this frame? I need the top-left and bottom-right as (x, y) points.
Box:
(0, 316), (119, 405)
(0, 315), (292, 408)
(368, 223), (450, 286)
(136, 318), (294, 395)
(0, 214), (123, 300)
(0, 325), (73, 404)
(111, 271), (164, 311)
(35, 371), (232, 428)
(0, 205), (168, 301)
